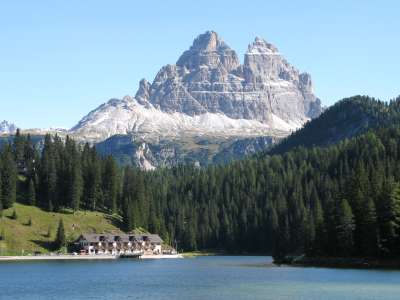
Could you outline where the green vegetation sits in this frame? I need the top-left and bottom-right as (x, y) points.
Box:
(182, 251), (218, 258)
(269, 95), (400, 155)
(54, 218), (66, 250)
(0, 203), (121, 255)
(2, 95), (400, 262)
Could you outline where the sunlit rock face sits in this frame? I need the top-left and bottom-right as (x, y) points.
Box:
(71, 31), (321, 144)
(0, 120), (17, 135)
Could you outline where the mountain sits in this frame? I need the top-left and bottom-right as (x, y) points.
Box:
(1, 32), (321, 168)
(269, 95), (400, 155)
(71, 32), (321, 142)
(66, 31), (322, 167)
(0, 120), (17, 135)
(96, 134), (278, 169)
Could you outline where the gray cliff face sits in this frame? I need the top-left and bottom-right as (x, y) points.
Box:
(0, 120), (18, 134)
(95, 134), (278, 169)
(67, 31), (323, 169)
(135, 79), (151, 105)
(141, 31), (321, 124)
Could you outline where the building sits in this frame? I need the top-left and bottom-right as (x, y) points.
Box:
(75, 233), (164, 255)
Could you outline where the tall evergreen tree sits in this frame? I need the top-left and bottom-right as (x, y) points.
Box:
(0, 174), (3, 218)
(13, 128), (25, 170)
(0, 145), (17, 208)
(335, 199), (355, 256)
(379, 181), (400, 256)
(359, 196), (378, 256)
(70, 158), (83, 211)
(102, 156), (118, 213)
(54, 219), (66, 249)
(27, 178), (36, 206)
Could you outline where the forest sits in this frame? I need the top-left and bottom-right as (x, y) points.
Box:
(1, 96), (400, 259)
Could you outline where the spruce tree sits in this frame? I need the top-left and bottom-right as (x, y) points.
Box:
(359, 196), (378, 256)
(379, 182), (400, 256)
(13, 128), (25, 169)
(11, 208), (17, 220)
(335, 199), (355, 256)
(122, 197), (134, 231)
(46, 225), (52, 238)
(103, 156), (118, 213)
(27, 178), (36, 206)
(54, 219), (66, 249)
(47, 158), (57, 212)
(1, 145), (17, 208)
(0, 174), (2, 219)
(71, 160), (83, 212)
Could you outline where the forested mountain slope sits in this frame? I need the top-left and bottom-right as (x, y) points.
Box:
(141, 125), (400, 257)
(2, 97), (400, 259)
(270, 95), (400, 155)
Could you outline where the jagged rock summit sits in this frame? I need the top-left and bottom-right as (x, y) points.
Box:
(0, 120), (17, 135)
(71, 31), (322, 142)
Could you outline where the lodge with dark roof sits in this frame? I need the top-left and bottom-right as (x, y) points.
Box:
(75, 233), (163, 255)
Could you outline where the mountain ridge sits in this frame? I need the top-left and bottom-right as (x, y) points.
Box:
(269, 95), (400, 155)
(70, 31), (322, 142)
(3, 31), (323, 169)
(0, 120), (18, 135)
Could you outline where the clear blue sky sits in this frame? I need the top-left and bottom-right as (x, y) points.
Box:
(1, 0), (399, 129)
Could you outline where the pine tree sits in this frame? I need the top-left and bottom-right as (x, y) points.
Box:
(335, 199), (355, 256)
(359, 196), (378, 256)
(47, 157), (57, 212)
(13, 128), (25, 170)
(27, 178), (36, 206)
(54, 219), (66, 249)
(122, 197), (134, 231)
(85, 149), (103, 211)
(0, 174), (3, 219)
(273, 215), (290, 260)
(46, 225), (52, 238)
(23, 134), (37, 180)
(265, 203), (279, 253)
(11, 208), (17, 220)
(308, 189), (326, 254)
(1, 145), (17, 209)
(103, 156), (118, 213)
(379, 182), (400, 256)
(71, 159), (83, 212)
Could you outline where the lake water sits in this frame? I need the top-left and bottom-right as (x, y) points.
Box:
(1, 256), (400, 300)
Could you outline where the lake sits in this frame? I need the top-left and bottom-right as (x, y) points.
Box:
(1, 256), (400, 299)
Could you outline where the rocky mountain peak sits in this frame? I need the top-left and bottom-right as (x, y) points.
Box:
(71, 31), (322, 143)
(0, 120), (17, 134)
(190, 31), (225, 51)
(135, 78), (151, 104)
(247, 37), (279, 54)
(176, 30), (240, 72)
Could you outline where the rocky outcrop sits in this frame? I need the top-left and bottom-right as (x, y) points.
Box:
(95, 134), (279, 168)
(146, 31), (321, 125)
(0, 120), (17, 135)
(69, 31), (322, 167)
(135, 79), (151, 105)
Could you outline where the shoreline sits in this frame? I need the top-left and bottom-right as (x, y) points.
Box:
(275, 256), (400, 269)
(0, 253), (184, 262)
(0, 254), (118, 261)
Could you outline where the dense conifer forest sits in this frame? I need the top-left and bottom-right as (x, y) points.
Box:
(2, 96), (400, 259)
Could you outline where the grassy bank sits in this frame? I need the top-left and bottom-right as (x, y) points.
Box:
(182, 251), (219, 258)
(0, 203), (125, 255)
